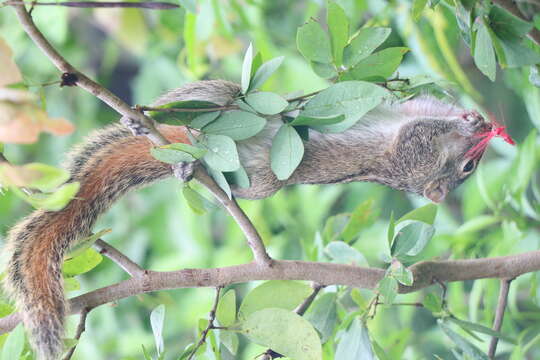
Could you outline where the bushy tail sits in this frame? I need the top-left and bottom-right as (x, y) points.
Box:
(2, 80), (239, 359)
(2, 125), (177, 359)
(4, 211), (71, 360)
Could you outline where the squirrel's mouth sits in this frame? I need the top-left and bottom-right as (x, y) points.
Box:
(466, 119), (515, 160)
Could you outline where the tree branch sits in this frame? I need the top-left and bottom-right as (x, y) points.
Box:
(188, 286), (222, 360)
(93, 239), (145, 278)
(2, 251), (540, 334)
(488, 277), (514, 359)
(9, 0), (272, 266)
(62, 307), (91, 360)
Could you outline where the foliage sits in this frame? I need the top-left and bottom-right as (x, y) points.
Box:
(0, 1), (540, 360)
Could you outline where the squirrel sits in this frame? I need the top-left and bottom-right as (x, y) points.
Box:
(2, 80), (490, 360)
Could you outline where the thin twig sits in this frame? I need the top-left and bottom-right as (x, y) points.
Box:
(10, 1), (169, 146)
(187, 286), (222, 360)
(62, 307), (91, 360)
(488, 277), (514, 359)
(93, 239), (145, 277)
(3, 0), (179, 8)
(376, 301), (424, 307)
(294, 283), (324, 316)
(435, 278), (448, 309)
(139, 105), (238, 113)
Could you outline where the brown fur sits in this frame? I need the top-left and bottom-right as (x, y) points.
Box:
(2, 80), (488, 359)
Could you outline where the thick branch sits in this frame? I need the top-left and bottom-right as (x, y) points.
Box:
(2, 250), (540, 334)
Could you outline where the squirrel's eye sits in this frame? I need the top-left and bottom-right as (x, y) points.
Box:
(462, 160), (475, 173)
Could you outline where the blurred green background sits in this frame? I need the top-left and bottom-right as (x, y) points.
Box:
(1, 0), (539, 359)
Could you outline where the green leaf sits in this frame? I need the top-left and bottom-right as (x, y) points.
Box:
(240, 308), (322, 360)
(455, 215), (499, 235)
(217, 289), (236, 327)
(422, 293), (443, 313)
(389, 261), (414, 286)
(64, 277), (80, 291)
(249, 56), (285, 91)
(219, 331), (239, 355)
(245, 92), (288, 115)
(411, 0), (429, 22)
(62, 248), (103, 277)
(67, 228), (112, 259)
(342, 47), (409, 81)
(511, 130), (537, 196)
(241, 43), (254, 93)
(238, 280), (312, 320)
(327, 2), (349, 66)
(141, 344), (152, 360)
(202, 110), (267, 140)
(289, 114), (345, 126)
(378, 276), (398, 304)
(340, 199), (377, 243)
(310, 61), (338, 79)
(391, 221), (435, 258)
(251, 52), (263, 78)
(178, 0), (196, 12)
(343, 27), (392, 67)
(301, 81), (389, 133)
(208, 166), (232, 199)
(24, 163), (70, 192)
(22, 182), (80, 211)
(448, 317), (516, 344)
(335, 318), (375, 360)
(372, 339), (391, 360)
(489, 5), (532, 39)
(0, 302), (15, 319)
(387, 211), (396, 247)
(297, 19), (332, 63)
(182, 185), (208, 214)
(270, 124), (304, 180)
(324, 241), (368, 266)
(304, 292), (338, 344)
(202, 134), (240, 172)
(149, 100), (219, 124)
(1, 324), (25, 360)
(473, 19), (496, 81)
(439, 321), (489, 360)
(230, 165), (250, 189)
(150, 305), (166, 356)
(398, 203), (438, 224)
(191, 111), (221, 129)
(150, 145), (199, 164)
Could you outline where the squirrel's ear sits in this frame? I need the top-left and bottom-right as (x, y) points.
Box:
(423, 183), (447, 203)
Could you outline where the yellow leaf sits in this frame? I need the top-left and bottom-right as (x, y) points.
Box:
(0, 163), (42, 187)
(0, 37), (23, 87)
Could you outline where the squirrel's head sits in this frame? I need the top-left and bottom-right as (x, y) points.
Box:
(391, 110), (498, 203)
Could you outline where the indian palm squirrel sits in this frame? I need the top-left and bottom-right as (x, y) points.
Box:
(2, 80), (491, 360)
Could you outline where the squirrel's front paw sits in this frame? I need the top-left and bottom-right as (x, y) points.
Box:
(458, 110), (487, 136)
(173, 161), (196, 182)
